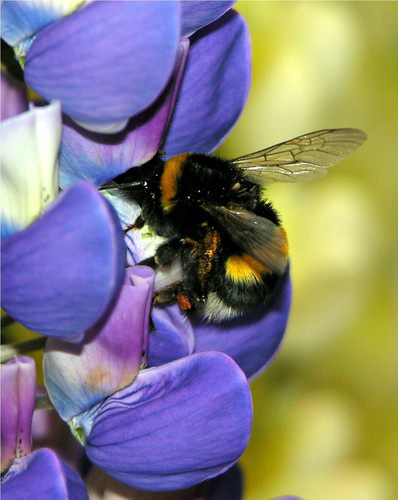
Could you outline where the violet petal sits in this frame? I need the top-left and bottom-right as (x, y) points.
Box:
(193, 267), (292, 380)
(2, 448), (88, 500)
(1, 357), (35, 473)
(127, 266), (155, 367)
(0, 71), (27, 120)
(59, 40), (190, 188)
(181, 1), (236, 36)
(163, 10), (250, 155)
(84, 352), (252, 491)
(148, 304), (195, 367)
(43, 267), (153, 421)
(1, 182), (125, 340)
(25, 1), (181, 126)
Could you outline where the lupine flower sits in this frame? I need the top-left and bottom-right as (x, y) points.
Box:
(43, 267), (253, 492)
(1, 3), (293, 497)
(84, 462), (243, 499)
(1, 357), (89, 499)
(1, 1), (238, 133)
(58, 8), (250, 188)
(0, 99), (126, 340)
(58, 39), (190, 189)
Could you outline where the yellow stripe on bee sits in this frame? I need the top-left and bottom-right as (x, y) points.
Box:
(226, 254), (269, 284)
(160, 153), (190, 212)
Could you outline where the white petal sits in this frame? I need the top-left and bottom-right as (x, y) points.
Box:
(1, 101), (61, 237)
(73, 117), (130, 134)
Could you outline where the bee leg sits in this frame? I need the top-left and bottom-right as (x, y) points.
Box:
(123, 214), (146, 234)
(154, 238), (183, 266)
(137, 238), (182, 271)
(153, 284), (196, 315)
(153, 283), (181, 305)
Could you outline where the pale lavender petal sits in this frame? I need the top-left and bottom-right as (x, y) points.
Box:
(1, 182), (125, 340)
(193, 268), (292, 380)
(103, 194), (142, 266)
(148, 304), (195, 366)
(181, 1), (236, 36)
(0, 71), (27, 120)
(127, 266), (155, 368)
(164, 10), (250, 155)
(25, 1), (181, 126)
(2, 448), (88, 500)
(59, 40), (189, 188)
(1, 357), (35, 473)
(43, 267), (153, 421)
(84, 352), (252, 491)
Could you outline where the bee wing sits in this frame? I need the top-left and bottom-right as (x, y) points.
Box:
(202, 205), (288, 275)
(231, 128), (367, 184)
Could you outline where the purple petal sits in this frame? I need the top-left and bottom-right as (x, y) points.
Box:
(0, 71), (27, 120)
(2, 448), (88, 500)
(1, 357), (35, 473)
(193, 268), (292, 380)
(84, 352), (252, 491)
(25, 1), (181, 126)
(1, 182), (125, 340)
(181, 1), (236, 36)
(59, 40), (189, 188)
(148, 304), (195, 367)
(43, 267), (153, 421)
(163, 10), (250, 155)
(125, 266), (155, 367)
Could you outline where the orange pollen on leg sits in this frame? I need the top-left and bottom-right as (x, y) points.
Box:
(177, 292), (192, 310)
(204, 230), (221, 258)
(160, 153), (190, 212)
(226, 254), (268, 284)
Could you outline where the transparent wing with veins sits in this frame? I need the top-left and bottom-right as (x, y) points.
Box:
(231, 128), (367, 184)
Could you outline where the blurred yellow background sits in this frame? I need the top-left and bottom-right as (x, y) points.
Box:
(217, 2), (398, 499)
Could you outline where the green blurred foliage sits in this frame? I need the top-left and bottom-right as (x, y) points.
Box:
(218, 2), (398, 498)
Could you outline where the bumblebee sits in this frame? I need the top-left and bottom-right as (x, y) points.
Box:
(100, 128), (367, 322)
